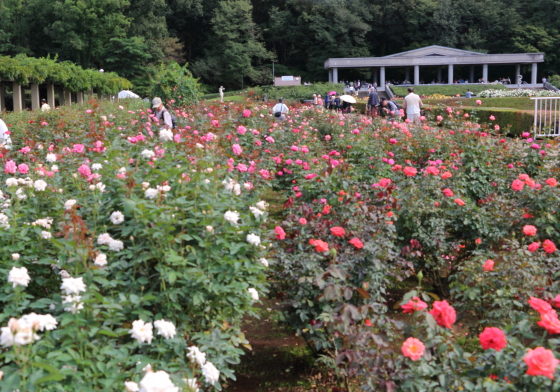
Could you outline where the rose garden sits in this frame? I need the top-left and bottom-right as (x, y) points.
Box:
(1, 92), (560, 392)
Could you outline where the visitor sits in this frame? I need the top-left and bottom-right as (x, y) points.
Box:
(367, 87), (379, 117)
(0, 117), (12, 148)
(333, 94), (341, 111)
(402, 87), (423, 123)
(465, 89), (473, 98)
(219, 86), (225, 102)
(316, 94), (323, 109)
(313, 94), (318, 105)
(272, 98), (289, 121)
(41, 99), (50, 112)
(373, 82), (378, 91)
(324, 93), (331, 109)
(151, 97), (173, 129)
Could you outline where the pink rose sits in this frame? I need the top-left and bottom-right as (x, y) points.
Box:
(483, 259), (494, 272)
(523, 347), (559, 379)
(401, 297), (428, 314)
(523, 225), (537, 236)
(479, 327), (507, 351)
(429, 300), (456, 328)
(401, 337), (425, 361)
(274, 226), (286, 240)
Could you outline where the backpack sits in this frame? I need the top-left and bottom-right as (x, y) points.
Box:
(160, 109), (177, 129)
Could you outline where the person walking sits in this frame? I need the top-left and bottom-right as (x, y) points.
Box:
(367, 87), (379, 117)
(41, 99), (51, 112)
(402, 87), (423, 123)
(151, 97), (173, 129)
(272, 98), (289, 121)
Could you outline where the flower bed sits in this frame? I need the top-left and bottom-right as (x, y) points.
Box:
(478, 89), (560, 98)
(1, 99), (560, 390)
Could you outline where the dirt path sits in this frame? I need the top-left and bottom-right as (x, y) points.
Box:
(225, 300), (334, 392)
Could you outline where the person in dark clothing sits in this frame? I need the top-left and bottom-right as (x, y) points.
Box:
(324, 93), (331, 109)
(379, 98), (399, 117)
(333, 95), (341, 111)
(367, 88), (379, 117)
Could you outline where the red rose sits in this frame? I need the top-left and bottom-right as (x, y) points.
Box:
(442, 188), (454, 197)
(479, 327), (507, 351)
(378, 178), (391, 187)
(403, 166), (417, 177)
(440, 171), (452, 179)
(523, 347), (560, 379)
(528, 297), (553, 315)
(429, 300), (456, 328)
(330, 227), (345, 237)
(309, 239), (329, 252)
(543, 239), (557, 254)
(546, 178), (558, 187)
(483, 259), (494, 272)
(298, 218), (307, 225)
(528, 242), (540, 252)
(523, 225), (537, 236)
(537, 311), (560, 334)
(554, 295), (560, 309)
(274, 226), (286, 240)
(511, 179), (525, 191)
(322, 205), (332, 215)
(349, 237), (364, 249)
(454, 198), (465, 206)
(401, 297), (428, 314)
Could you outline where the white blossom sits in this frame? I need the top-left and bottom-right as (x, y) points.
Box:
(0, 213), (9, 229)
(20, 313), (58, 331)
(153, 319), (176, 339)
(248, 288), (259, 301)
(8, 267), (30, 288)
(206, 226), (214, 233)
(141, 149), (155, 159)
(5, 178), (18, 187)
(145, 188), (158, 199)
(46, 153), (57, 163)
(184, 378), (199, 392)
(32, 218), (53, 229)
(94, 253), (107, 266)
(15, 188), (26, 200)
(51, 164), (59, 171)
(41, 231), (52, 239)
(95, 182), (106, 192)
(139, 369), (178, 392)
(255, 201), (268, 211)
(12, 253), (20, 261)
(58, 270), (71, 279)
(246, 233), (261, 246)
(62, 295), (84, 314)
(34, 180), (47, 191)
(195, 143), (204, 149)
(142, 182), (150, 189)
(129, 320), (153, 344)
(61, 277), (86, 295)
(124, 381), (140, 392)
(97, 233), (113, 245)
(260, 258), (269, 267)
(91, 163), (103, 171)
(224, 210), (240, 225)
(110, 211), (125, 224)
(250, 206), (264, 218)
(159, 129), (174, 142)
(187, 346), (206, 367)
(108, 239), (124, 252)
(64, 199), (77, 210)
(201, 362), (220, 385)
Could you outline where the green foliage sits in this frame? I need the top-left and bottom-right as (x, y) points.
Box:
(149, 62), (200, 106)
(251, 83), (344, 101)
(422, 97), (535, 110)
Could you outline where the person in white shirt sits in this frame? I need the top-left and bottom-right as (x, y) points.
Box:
(272, 98), (289, 121)
(151, 97), (173, 129)
(0, 118), (12, 148)
(402, 87), (423, 123)
(41, 99), (50, 112)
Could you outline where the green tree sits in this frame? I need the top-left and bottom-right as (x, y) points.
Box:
(150, 62), (200, 105)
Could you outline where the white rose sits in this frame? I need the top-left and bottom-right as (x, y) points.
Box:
(97, 233), (113, 245)
(34, 180), (47, 191)
(94, 253), (107, 266)
(64, 199), (77, 210)
(224, 211), (240, 225)
(108, 239), (124, 252)
(246, 233), (261, 246)
(46, 153), (57, 163)
(41, 231), (52, 239)
(8, 266), (30, 288)
(145, 188), (158, 199)
(110, 211), (125, 224)
(60, 277), (86, 295)
(248, 288), (259, 301)
(124, 381), (140, 392)
(5, 178), (18, 187)
(159, 129), (174, 142)
(186, 346), (206, 367)
(250, 206), (264, 218)
(153, 319), (176, 339)
(201, 361), (220, 385)
(91, 163), (103, 171)
(12, 253), (20, 261)
(141, 150), (155, 159)
(255, 201), (268, 211)
(129, 320), (153, 344)
(139, 369), (178, 392)
(260, 258), (269, 267)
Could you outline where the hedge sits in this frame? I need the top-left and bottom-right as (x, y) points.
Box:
(251, 83), (345, 101)
(390, 84), (508, 97)
(0, 54), (131, 93)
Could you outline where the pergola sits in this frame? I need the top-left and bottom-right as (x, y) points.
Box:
(324, 45), (545, 88)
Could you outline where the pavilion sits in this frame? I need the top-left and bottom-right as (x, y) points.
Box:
(324, 45), (545, 89)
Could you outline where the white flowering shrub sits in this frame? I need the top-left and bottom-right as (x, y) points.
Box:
(0, 102), (270, 391)
(478, 89), (560, 98)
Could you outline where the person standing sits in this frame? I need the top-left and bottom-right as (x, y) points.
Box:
(465, 89), (473, 98)
(324, 93), (331, 110)
(219, 86), (225, 102)
(41, 99), (50, 112)
(272, 98), (289, 121)
(313, 94), (318, 105)
(402, 87), (423, 123)
(151, 97), (173, 129)
(0, 118), (12, 148)
(316, 95), (323, 109)
(367, 88), (379, 117)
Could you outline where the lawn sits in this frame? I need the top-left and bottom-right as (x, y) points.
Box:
(206, 95), (246, 102)
(390, 83), (508, 97)
(421, 97), (536, 110)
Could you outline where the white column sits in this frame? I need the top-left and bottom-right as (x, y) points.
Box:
(515, 64), (521, 83)
(483, 64), (488, 83)
(47, 84), (55, 108)
(30, 83), (40, 110)
(373, 68), (378, 84)
(328, 69), (332, 83)
(64, 90), (72, 105)
(437, 67), (442, 83)
(0, 84), (4, 111)
(405, 68), (410, 82)
(332, 68), (338, 84)
(448, 65), (454, 84)
(76, 92), (84, 105)
(531, 63), (538, 85)
(380, 67), (386, 89)
(414, 65), (419, 85)
(12, 82), (22, 112)
(470, 66), (474, 83)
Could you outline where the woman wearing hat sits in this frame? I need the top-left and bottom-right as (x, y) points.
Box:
(151, 97), (173, 129)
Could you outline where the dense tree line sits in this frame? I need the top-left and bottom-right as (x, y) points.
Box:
(1, 0), (558, 91)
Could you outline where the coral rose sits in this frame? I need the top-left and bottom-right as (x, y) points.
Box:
(454, 198), (465, 206)
(483, 259), (494, 272)
(309, 239), (329, 252)
(442, 188), (454, 197)
(523, 225), (537, 236)
(528, 297), (553, 315)
(479, 327), (507, 351)
(523, 347), (560, 379)
(298, 218), (307, 225)
(511, 179), (525, 191)
(401, 297), (428, 314)
(378, 178), (391, 187)
(440, 171), (452, 179)
(543, 239), (557, 254)
(403, 167), (417, 177)
(537, 311), (560, 334)
(349, 238), (364, 249)
(401, 337), (425, 361)
(330, 227), (345, 237)
(528, 242), (540, 252)
(546, 178), (558, 187)
(429, 300), (456, 328)
(274, 226), (286, 240)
